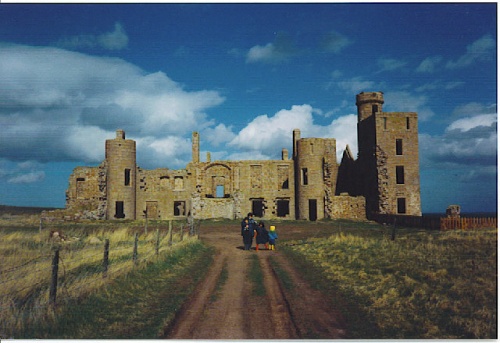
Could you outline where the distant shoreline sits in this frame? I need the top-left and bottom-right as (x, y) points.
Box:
(0, 204), (497, 219)
(0, 205), (62, 215)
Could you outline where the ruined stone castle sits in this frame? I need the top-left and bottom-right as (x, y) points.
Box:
(65, 91), (421, 221)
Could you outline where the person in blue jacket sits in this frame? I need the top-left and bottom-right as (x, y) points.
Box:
(268, 225), (278, 250)
(241, 217), (254, 250)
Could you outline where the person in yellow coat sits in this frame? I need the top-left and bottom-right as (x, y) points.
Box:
(268, 225), (278, 250)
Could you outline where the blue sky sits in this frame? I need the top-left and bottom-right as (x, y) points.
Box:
(0, 2), (497, 214)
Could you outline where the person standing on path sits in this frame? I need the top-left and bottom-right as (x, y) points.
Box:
(241, 217), (254, 250)
(268, 225), (278, 250)
(255, 221), (269, 251)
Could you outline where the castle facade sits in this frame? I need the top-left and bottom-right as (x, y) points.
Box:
(65, 91), (422, 221)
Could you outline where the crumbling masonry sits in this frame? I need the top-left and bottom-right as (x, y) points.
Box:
(65, 91), (421, 221)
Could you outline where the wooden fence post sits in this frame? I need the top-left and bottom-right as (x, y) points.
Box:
(168, 220), (173, 246)
(155, 229), (160, 256)
(49, 248), (60, 306)
(133, 233), (139, 266)
(391, 218), (397, 241)
(103, 239), (110, 278)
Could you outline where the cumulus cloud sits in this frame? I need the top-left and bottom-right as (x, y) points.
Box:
(228, 105), (358, 162)
(56, 22), (128, 51)
(420, 108), (497, 168)
(0, 43), (224, 168)
(202, 124), (236, 147)
(446, 34), (495, 69)
(446, 113), (497, 132)
(246, 32), (296, 64)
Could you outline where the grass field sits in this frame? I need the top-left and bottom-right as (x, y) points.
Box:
(278, 220), (497, 339)
(0, 209), (497, 339)
(0, 216), (208, 339)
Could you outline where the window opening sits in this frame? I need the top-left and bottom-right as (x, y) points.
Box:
(124, 169), (131, 186)
(281, 179), (289, 189)
(383, 117), (387, 130)
(397, 198), (406, 214)
(174, 201), (186, 216)
(216, 185), (224, 198)
(372, 105), (378, 114)
(396, 139), (403, 155)
(115, 201), (125, 218)
(302, 168), (308, 185)
(308, 199), (317, 221)
(76, 178), (85, 199)
(396, 166), (405, 184)
(406, 117), (411, 130)
(252, 200), (264, 217)
(277, 200), (290, 217)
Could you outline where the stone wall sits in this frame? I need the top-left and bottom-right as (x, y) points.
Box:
(331, 194), (366, 220)
(62, 91), (422, 222)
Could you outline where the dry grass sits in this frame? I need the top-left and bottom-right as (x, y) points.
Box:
(282, 224), (497, 339)
(0, 219), (196, 338)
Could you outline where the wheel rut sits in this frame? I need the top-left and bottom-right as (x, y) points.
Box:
(163, 228), (346, 339)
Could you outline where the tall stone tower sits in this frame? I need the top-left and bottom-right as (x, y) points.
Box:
(294, 131), (337, 221)
(105, 129), (137, 219)
(356, 91), (421, 217)
(192, 131), (200, 163)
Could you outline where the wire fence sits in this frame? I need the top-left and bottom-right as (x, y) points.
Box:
(0, 218), (201, 337)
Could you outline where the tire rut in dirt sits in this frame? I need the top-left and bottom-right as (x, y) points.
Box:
(258, 253), (300, 339)
(163, 250), (226, 338)
(271, 252), (348, 339)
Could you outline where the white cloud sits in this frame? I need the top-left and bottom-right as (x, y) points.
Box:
(56, 22), (128, 51)
(229, 105), (314, 152)
(202, 124), (236, 147)
(229, 105), (358, 162)
(420, 108), (497, 170)
(446, 113), (497, 132)
(246, 32), (296, 64)
(0, 43), (225, 167)
(446, 34), (495, 69)
(137, 135), (193, 168)
(8, 171), (45, 184)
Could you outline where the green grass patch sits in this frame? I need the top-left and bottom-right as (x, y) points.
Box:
(249, 254), (266, 297)
(269, 256), (294, 291)
(282, 227), (497, 339)
(18, 241), (215, 339)
(210, 260), (229, 303)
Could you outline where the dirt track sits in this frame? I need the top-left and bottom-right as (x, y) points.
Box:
(164, 226), (347, 339)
